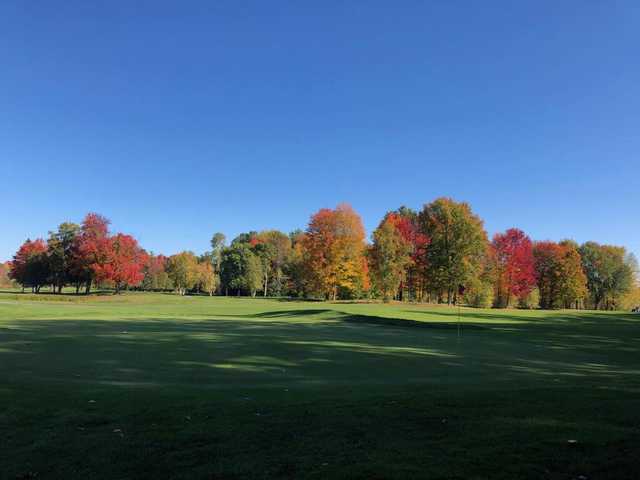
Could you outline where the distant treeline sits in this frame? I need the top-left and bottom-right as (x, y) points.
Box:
(3, 198), (639, 310)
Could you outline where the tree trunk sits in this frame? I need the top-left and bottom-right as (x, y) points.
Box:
(264, 272), (268, 297)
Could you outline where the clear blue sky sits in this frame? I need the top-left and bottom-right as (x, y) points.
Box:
(2, 1), (639, 261)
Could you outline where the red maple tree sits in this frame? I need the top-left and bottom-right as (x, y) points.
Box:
(93, 234), (148, 293)
(9, 238), (49, 292)
(383, 211), (430, 301)
(491, 228), (536, 307)
(73, 213), (111, 293)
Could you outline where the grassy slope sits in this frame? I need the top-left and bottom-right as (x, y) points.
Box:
(1, 293), (639, 479)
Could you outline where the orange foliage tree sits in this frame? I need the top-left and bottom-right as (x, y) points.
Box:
(302, 204), (368, 300)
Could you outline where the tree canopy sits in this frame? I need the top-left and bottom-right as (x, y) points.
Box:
(5, 202), (636, 310)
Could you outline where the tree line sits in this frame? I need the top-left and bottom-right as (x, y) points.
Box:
(4, 198), (639, 310)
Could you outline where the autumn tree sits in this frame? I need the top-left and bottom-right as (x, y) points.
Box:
(533, 241), (587, 309)
(284, 230), (308, 297)
(0, 262), (14, 288)
(74, 213), (111, 294)
(91, 234), (147, 294)
(142, 254), (172, 291)
(302, 204), (368, 300)
(418, 198), (488, 304)
(231, 232), (259, 246)
(490, 228), (536, 308)
(400, 209), (430, 302)
(375, 207), (430, 302)
(167, 251), (199, 295)
(196, 261), (218, 296)
(369, 215), (413, 302)
(557, 240), (588, 309)
(9, 239), (49, 292)
(533, 241), (561, 309)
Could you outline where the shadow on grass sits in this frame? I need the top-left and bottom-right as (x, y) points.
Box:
(2, 307), (640, 394)
(339, 313), (488, 331)
(405, 309), (639, 324)
(227, 309), (487, 331)
(251, 309), (335, 318)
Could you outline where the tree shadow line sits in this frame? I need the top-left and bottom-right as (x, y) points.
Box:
(1, 306), (639, 392)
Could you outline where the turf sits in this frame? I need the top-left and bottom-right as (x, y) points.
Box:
(1, 292), (639, 479)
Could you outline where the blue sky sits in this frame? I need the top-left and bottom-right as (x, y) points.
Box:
(1, 1), (639, 261)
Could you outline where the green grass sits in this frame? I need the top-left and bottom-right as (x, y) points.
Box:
(1, 293), (639, 479)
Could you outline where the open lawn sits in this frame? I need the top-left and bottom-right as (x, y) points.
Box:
(1, 292), (639, 479)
